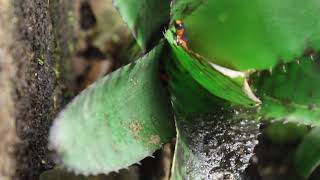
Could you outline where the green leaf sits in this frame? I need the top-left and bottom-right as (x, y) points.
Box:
(295, 127), (320, 178)
(265, 122), (309, 145)
(165, 30), (260, 107)
(165, 52), (260, 179)
(40, 167), (138, 180)
(170, 0), (204, 21)
(164, 41), (227, 114)
(174, 0), (320, 71)
(40, 168), (88, 180)
(49, 44), (175, 175)
(254, 56), (320, 126)
(113, 0), (170, 51)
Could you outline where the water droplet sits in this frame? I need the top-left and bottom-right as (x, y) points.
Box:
(269, 68), (273, 74)
(282, 65), (287, 72)
(310, 54), (315, 61)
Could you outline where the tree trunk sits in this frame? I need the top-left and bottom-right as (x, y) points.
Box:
(0, 0), (76, 179)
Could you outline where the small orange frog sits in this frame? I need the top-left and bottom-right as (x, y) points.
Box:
(174, 19), (188, 49)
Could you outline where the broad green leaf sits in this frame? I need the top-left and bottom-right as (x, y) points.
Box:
(254, 56), (320, 126)
(113, 0), (170, 51)
(170, 0), (203, 21)
(40, 167), (138, 180)
(295, 127), (320, 178)
(174, 0), (320, 71)
(165, 30), (260, 107)
(265, 122), (308, 145)
(40, 168), (88, 180)
(164, 43), (227, 114)
(165, 53), (260, 180)
(49, 44), (175, 175)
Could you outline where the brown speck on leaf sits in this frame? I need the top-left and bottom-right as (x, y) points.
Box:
(130, 121), (143, 140)
(149, 135), (160, 145)
(130, 121), (143, 133)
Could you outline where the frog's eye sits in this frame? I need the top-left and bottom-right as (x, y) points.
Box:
(174, 19), (184, 30)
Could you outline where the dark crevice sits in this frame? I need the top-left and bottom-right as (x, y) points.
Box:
(80, 1), (97, 30)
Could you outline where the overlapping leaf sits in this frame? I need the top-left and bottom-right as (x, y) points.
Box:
(40, 167), (138, 180)
(165, 30), (260, 107)
(264, 122), (308, 145)
(113, 0), (171, 50)
(254, 56), (320, 126)
(170, 0), (204, 21)
(295, 127), (320, 178)
(49, 44), (175, 175)
(165, 50), (260, 180)
(172, 0), (320, 71)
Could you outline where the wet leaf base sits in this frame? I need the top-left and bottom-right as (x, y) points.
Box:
(172, 113), (260, 180)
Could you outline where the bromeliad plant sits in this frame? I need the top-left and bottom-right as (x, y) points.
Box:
(49, 0), (320, 179)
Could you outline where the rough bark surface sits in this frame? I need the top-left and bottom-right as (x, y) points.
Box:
(0, 0), (76, 179)
(0, 1), (19, 180)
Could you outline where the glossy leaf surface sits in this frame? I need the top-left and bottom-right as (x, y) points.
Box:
(113, 0), (171, 50)
(165, 30), (260, 107)
(173, 0), (320, 71)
